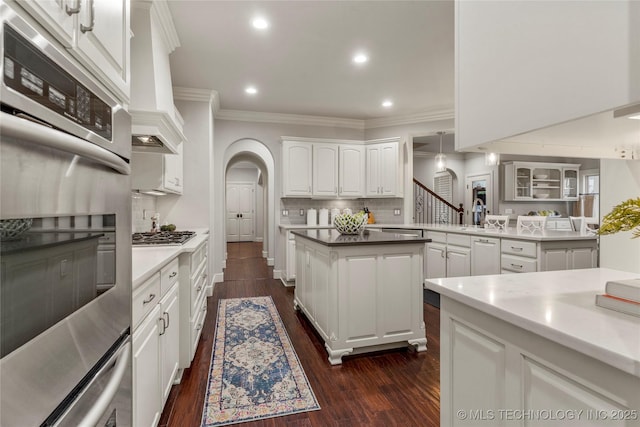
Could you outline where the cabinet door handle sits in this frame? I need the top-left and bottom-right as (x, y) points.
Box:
(158, 316), (166, 335)
(164, 311), (170, 330)
(80, 0), (95, 33)
(202, 304), (207, 312)
(169, 271), (177, 278)
(65, 0), (81, 15)
(142, 293), (156, 305)
(440, 250), (445, 258)
(197, 285), (202, 292)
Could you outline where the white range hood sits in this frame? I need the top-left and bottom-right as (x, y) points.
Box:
(130, 0), (184, 154)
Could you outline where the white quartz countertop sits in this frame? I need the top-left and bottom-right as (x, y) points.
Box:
(425, 268), (640, 377)
(132, 229), (209, 289)
(280, 223), (597, 241)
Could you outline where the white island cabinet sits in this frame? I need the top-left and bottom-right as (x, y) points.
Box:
(293, 229), (428, 365)
(426, 269), (640, 427)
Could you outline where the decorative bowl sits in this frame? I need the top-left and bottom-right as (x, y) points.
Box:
(0, 218), (33, 240)
(533, 193), (550, 199)
(333, 213), (366, 235)
(533, 174), (548, 179)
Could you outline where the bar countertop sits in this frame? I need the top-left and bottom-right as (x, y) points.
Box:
(291, 229), (431, 247)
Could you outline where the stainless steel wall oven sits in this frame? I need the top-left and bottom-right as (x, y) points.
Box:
(1, 4), (131, 426)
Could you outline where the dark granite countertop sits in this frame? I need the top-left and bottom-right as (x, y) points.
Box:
(291, 229), (431, 247)
(0, 232), (104, 255)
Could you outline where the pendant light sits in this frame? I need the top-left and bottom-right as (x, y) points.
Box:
(434, 131), (447, 172)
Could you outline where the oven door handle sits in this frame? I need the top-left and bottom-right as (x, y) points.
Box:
(0, 112), (130, 175)
(77, 341), (131, 427)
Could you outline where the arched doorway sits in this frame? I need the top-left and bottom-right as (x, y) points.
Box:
(222, 139), (275, 272)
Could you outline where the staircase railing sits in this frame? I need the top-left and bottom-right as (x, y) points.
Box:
(413, 178), (464, 224)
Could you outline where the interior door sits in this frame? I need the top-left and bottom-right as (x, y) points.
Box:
(226, 182), (255, 242)
(466, 172), (493, 226)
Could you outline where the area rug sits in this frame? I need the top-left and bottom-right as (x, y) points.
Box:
(201, 296), (320, 426)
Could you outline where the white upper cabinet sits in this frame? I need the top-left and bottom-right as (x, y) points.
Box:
(366, 140), (401, 197)
(282, 137), (401, 198)
(282, 141), (313, 197)
(17, 0), (130, 102)
(312, 144), (338, 197)
(339, 145), (365, 198)
(503, 162), (581, 202)
(455, 0), (639, 158)
(131, 142), (184, 195)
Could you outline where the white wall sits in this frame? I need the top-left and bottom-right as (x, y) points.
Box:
(599, 160), (640, 273)
(157, 94), (216, 283)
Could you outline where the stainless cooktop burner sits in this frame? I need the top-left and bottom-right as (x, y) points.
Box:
(132, 231), (196, 246)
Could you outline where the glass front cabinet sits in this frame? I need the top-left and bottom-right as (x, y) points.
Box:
(504, 162), (581, 202)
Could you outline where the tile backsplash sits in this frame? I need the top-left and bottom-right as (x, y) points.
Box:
(131, 192), (157, 232)
(279, 198), (403, 225)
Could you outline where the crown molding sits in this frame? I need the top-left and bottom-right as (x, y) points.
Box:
(365, 107), (455, 129)
(151, 0), (180, 53)
(215, 109), (365, 130)
(173, 87), (220, 111)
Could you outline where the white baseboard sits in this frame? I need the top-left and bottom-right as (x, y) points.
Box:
(207, 284), (214, 297)
(222, 260), (226, 269)
(280, 277), (295, 287)
(262, 250), (268, 258)
(213, 272), (224, 283)
(267, 257), (274, 266)
(255, 237), (264, 242)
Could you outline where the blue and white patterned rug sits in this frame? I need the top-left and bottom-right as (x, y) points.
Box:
(201, 296), (320, 426)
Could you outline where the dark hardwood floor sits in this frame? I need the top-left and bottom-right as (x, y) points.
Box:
(159, 242), (440, 426)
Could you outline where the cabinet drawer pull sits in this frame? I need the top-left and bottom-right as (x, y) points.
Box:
(197, 285), (202, 292)
(202, 304), (207, 312)
(169, 271), (177, 278)
(511, 246), (523, 251)
(441, 250), (445, 258)
(510, 263), (523, 269)
(479, 239), (490, 243)
(196, 323), (202, 331)
(142, 293), (156, 305)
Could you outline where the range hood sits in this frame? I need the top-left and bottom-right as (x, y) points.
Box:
(130, 0), (184, 154)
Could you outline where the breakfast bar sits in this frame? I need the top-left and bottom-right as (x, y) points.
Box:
(292, 229), (430, 364)
(426, 268), (640, 426)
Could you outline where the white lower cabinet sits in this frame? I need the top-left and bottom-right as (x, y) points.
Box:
(160, 282), (180, 404)
(440, 297), (640, 427)
(179, 239), (208, 368)
(425, 231), (597, 278)
(133, 258), (180, 427)
(470, 236), (501, 276)
(133, 304), (161, 427)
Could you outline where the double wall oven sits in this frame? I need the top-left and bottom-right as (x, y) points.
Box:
(1, 5), (131, 426)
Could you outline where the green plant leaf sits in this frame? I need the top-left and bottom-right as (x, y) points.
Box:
(597, 197), (640, 238)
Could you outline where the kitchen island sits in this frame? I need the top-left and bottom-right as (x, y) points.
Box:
(292, 229), (430, 364)
(426, 269), (640, 426)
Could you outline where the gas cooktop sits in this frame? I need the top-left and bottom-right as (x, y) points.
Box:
(132, 231), (196, 246)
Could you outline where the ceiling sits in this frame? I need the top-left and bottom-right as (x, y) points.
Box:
(167, 1), (454, 121)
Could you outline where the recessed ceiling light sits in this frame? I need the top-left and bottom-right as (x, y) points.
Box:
(252, 17), (269, 30)
(353, 53), (368, 64)
(382, 100), (393, 108)
(245, 86), (258, 95)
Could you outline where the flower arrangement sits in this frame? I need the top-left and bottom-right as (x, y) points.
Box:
(597, 197), (640, 238)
